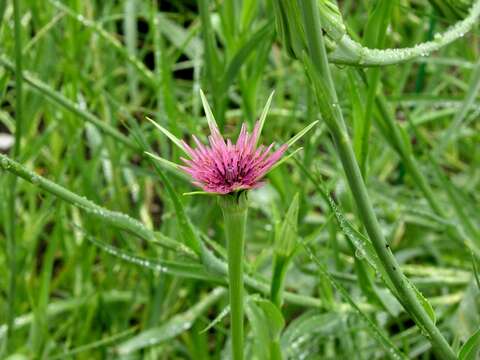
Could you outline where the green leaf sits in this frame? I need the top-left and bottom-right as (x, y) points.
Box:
(364, 0), (394, 47)
(0, 55), (138, 150)
(255, 299), (285, 341)
(245, 297), (285, 360)
(199, 304), (230, 334)
(459, 328), (480, 360)
(405, 276), (436, 324)
(78, 227), (214, 281)
(281, 312), (342, 358)
(359, 0), (394, 174)
(183, 191), (217, 196)
(245, 300), (270, 360)
(347, 70), (365, 161)
(398, 125), (413, 156)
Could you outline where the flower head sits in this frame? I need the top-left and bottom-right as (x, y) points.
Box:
(179, 121), (288, 194)
(146, 90), (318, 195)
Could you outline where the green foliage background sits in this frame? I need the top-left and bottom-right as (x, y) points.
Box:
(0, 0), (479, 358)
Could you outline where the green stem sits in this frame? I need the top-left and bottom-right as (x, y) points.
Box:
(219, 192), (248, 360)
(299, 1), (456, 359)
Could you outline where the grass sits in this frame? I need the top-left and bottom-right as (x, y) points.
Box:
(0, 0), (479, 359)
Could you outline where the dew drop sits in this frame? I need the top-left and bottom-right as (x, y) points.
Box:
(355, 248), (366, 260)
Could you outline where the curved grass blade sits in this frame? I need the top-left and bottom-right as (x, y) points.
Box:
(0, 153), (194, 257)
(281, 312), (341, 358)
(81, 229), (220, 282)
(49, 327), (137, 360)
(199, 304), (230, 334)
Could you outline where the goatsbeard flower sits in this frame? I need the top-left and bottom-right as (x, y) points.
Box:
(145, 91), (316, 360)
(179, 120), (287, 194)
(146, 90), (317, 195)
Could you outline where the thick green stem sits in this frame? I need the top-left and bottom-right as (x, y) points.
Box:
(299, 1), (456, 359)
(219, 192), (248, 360)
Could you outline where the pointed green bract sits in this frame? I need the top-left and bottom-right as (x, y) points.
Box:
(199, 89), (219, 133)
(183, 191), (217, 196)
(144, 151), (180, 169)
(255, 90), (275, 146)
(146, 116), (187, 153)
(268, 147), (302, 173)
(286, 120), (319, 147)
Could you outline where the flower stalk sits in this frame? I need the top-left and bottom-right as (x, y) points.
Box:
(219, 192), (249, 360)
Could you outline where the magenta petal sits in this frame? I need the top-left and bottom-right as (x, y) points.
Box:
(178, 121), (287, 194)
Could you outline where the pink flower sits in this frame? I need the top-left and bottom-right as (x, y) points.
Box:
(179, 121), (288, 194)
(146, 90), (317, 195)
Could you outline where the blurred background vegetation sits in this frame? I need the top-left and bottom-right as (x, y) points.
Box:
(0, 0), (479, 359)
